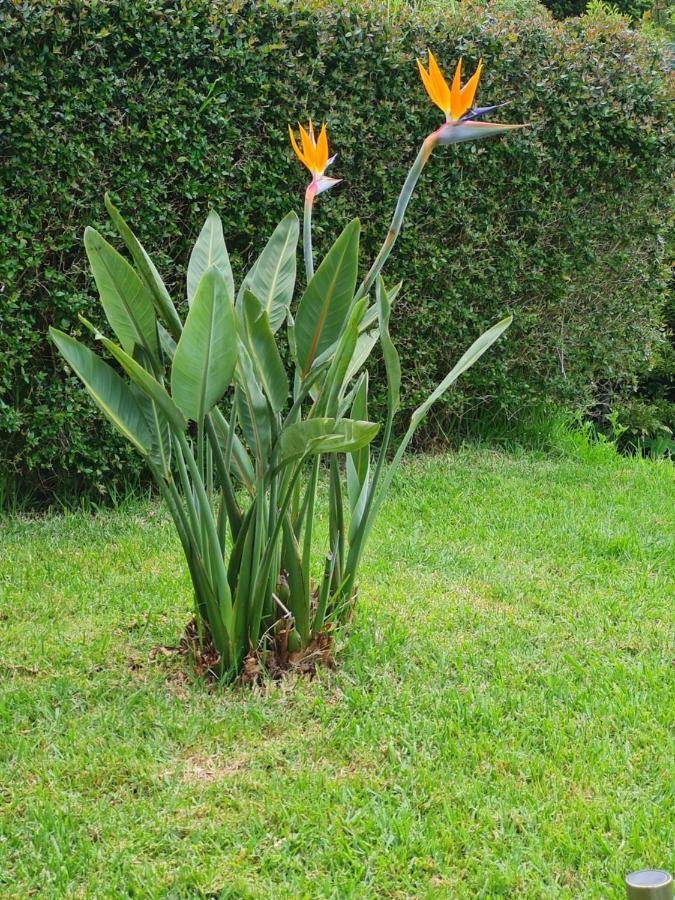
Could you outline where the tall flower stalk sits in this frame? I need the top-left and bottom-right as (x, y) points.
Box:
(50, 52), (524, 682)
(288, 121), (340, 280)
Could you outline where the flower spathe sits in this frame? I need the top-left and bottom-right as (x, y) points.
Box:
(288, 120), (340, 195)
(417, 50), (525, 145)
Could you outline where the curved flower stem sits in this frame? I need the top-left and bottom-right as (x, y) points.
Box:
(303, 182), (317, 283)
(355, 130), (439, 302)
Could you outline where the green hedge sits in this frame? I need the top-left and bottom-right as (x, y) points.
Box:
(0, 0), (671, 501)
(541, 0), (652, 20)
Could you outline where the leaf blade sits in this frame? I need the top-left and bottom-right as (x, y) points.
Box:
(104, 193), (183, 341)
(295, 219), (360, 377)
(278, 417), (378, 464)
(99, 337), (186, 434)
(172, 267), (238, 423)
(84, 227), (159, 364)
(187, 210), (234, 305)
(49, 328), (152, 456)
(241, 291), (288, 414)
(238, 212), (299, 333)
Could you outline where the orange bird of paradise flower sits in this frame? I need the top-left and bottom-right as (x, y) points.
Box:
(416, 50), (524, 144)
(288, 120), (341, 194)
(417, 51), (483, 122)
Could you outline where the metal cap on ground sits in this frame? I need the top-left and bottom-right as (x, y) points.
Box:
(625, 870), (673, 900)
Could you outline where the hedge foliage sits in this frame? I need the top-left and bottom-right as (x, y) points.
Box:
(0, 0), (671, 501)
(541, 0), (652, 20)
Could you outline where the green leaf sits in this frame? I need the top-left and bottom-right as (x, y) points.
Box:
(130, 347), (173, 467)
(209, 407), (255, 490)
(326, 278), (399, 385)
(77, 313), (172, 474)
(104, 193), (183, 341)
(187, 210), (234, 305)
(358, 280), (402, 333)
(295, 219), (360, 377)
(240, 291), (288, 414)
(344, 327), (378, 387)
(84, 227), (159, 364)
(172, 266), (238, 423)
(99, 337), (186, 434)
(353, 316), (513, 560)
(410, 316), (513, 430)
(129, 353), (172, 474)
(237, 212), (298, 333)
(318, 297), (367, 417)
(279, 417), (378, 464)
(49, 328), (152, 456)
(349, 371), (370, 488)
(236, 342), (272, 465)
(130, 383), (172, 474)
(376, 277), (401, 415)
(346, 372), (371, 537)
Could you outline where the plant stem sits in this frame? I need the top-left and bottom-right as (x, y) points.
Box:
(176, 431), (233, 638)
(356, 131), (438, 302)
(303, 183), (317, 283)
(173, 435), (201, 554)
(301, 456), (320, 599)
(205, 414), (241, 540)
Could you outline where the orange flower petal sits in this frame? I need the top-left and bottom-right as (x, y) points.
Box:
(417, 59), (433, 100)
(459, 60), (482, 117)
(290, 120), (332, 176)
(316, 123), (329, 172)
(288, 125), (309, 170)
(417, 58), (444, 114)
(427, 49), (451, 116)
(450, 58), (462, 121)
(299, 123), (315, 168)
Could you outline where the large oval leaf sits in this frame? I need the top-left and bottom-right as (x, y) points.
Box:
(130, 384), (172, 475)
(295, 219), (360, 377)
(172, 266), (237, 422)
(187, 210), (234, 305)
(237, 212), (298, 333)
(76, 315), (170, 476)
(49, 328), (152, 456)
(278, 417), (378, 464)
(84, 227), (159, 364)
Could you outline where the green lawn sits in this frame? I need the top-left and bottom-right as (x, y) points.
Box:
(1, 444), (673, 898)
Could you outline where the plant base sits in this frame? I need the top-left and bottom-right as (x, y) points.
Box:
(177, 618), (337, 686)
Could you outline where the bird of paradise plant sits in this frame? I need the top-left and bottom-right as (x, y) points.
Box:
(50, 53), (524, 682)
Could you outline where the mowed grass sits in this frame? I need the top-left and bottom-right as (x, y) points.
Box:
(1, 444), (673, 898)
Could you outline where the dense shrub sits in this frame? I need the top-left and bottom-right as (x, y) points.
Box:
(541, 0), (652, 20)
(0, 0), (671, 502)
(611, 277), (674, 456)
